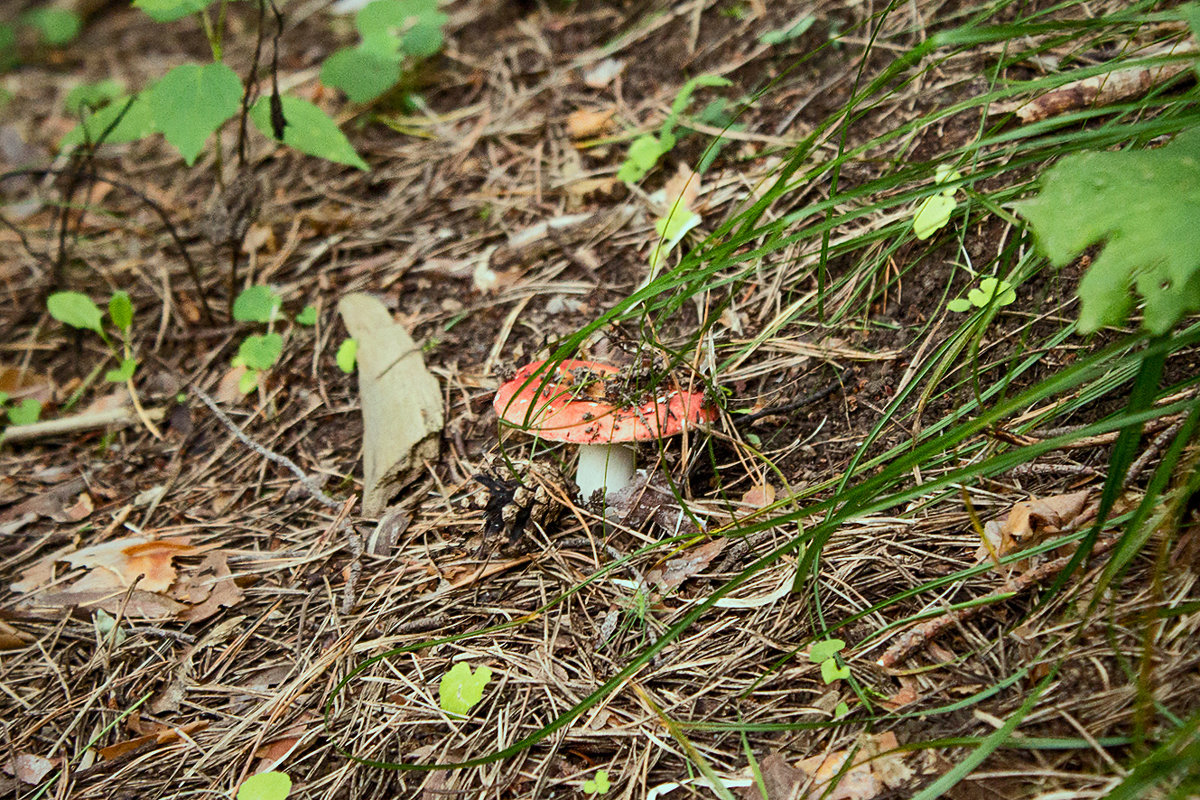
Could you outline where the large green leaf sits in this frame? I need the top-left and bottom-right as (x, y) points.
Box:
(250, 94), (369, 170)
(1015, 128), (1200, 334)
(320, 46), (401, 104)
(356, 0), (445, 59)
(60, 94), (156, 149)
(149, 62), (242, 165)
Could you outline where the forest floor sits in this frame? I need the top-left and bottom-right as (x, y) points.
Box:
(1, 0), (1199, 798)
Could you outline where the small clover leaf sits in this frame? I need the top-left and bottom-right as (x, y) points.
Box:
(820, 658), (851, 684)
(336, 338), (358, 373)
(233, 286), (283, 323)
(834, 701), (850, 719)
(946, 297), (973, 313)
(238, 333), (284, 371)
(808, 639), (845, 663)
(966, 277), (1016, 308)
(238, 368), (262, 395)
(48, 291), (104, 335)
(237, 771), (292, 800)
(7, 398), (42, 426)
(295, 305), (318, 326)
(583, 769), (611, 795)
(438, 662), (492, 716)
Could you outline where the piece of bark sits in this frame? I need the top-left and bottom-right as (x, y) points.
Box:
(338, 293), (443, 516)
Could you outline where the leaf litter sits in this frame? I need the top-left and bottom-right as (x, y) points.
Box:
(0, 1), (1197, 799)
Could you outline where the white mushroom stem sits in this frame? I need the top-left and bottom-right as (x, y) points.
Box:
(575, 443), (636, 500)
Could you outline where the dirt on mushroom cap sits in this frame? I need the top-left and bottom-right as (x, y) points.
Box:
(493, 359), (715, 445)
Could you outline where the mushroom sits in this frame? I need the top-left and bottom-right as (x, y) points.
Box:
(493, 359), (715, 500)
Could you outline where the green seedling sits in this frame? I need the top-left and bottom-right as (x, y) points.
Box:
(4, 396), (42, 426)
(47, 290), (139, 384)
(236, 770), (292, 800)
(231, 285), (301, 394)
(439, 662), (492, 716)
(758, 13), (815, 45)
(1016, 126), (1200, 334)
(809, 638), (851, 718)
(62, 0), (368, 170)
(294, 305), (318, 326)
(617, 74), (732, 183)
(321, 0), (448, 105)
(947, 276), (1016, 313)
(582, 769), (611, 795)
(912, 164), (963, 241)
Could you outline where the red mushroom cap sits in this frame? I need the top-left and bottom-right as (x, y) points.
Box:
(493, 359), (715, 445)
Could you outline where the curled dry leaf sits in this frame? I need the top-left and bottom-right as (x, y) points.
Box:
(646, 538), (727, 592)
(742, 483), (776, 508)
(62, 535), (198, 593)
(977, 489), (1090, 560)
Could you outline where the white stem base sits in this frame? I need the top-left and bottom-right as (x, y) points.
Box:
(575, 444), (636, 500)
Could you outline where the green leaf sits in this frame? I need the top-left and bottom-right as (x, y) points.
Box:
(583, 769), (611, 795)
(967, 277), (1016, 308)
(66, 79), (125, 114)
(232, 285), (283, 323)
(438, 661), (492, 716)
(60, 94), (157, 149)
(21, 8), (81, 46)
(0, 24), (16, 72)
(336, 338), (358, 373)
(320, 46), (401, 104)
(617, 134), (668, 183)
(48, 291), (103, 334)
(912, 193), (956, 240)
(237, 770), (292, 800)
(946, 297), (973, 313)
(7, 398), (42, 426)
(108, 291), (133, 333)
(238, 367), (261, 395)
(105, 357), (138, 383)
(149, 62), (242, 165)
(0, 391), (8, 405)
(238, 333), (283, 370)
(250, 94), (369, 170)
(132, 0), (214, 23)
(356, 0), (445, 58)
(808, 638), (845, 663)
(758, 14), (815, 45)
(820, 658), (851, 684)
(834, 701), (850, 719)
(295, 305), (318, 326)
(669, 75), (732, 117)
(1015, 128), (1200, 334)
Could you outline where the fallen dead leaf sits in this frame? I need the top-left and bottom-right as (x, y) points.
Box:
(742, 483), (776, 508)
(98, 721), (208, 761)
(566, 108), (616, 139)
(0, 619), (34, 650)
(660, 163), (703, 214)
(978, 489), (1090, 560)
(0, 364), (56, 404)
(581, 57), (624, 87)
(62, 535), (198, 593)
(174, 552), (245, 622)
(4, 752), (55, 785)
(647, 538), (727, 592)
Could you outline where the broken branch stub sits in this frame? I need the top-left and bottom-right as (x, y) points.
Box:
(338, 293), (443, 516)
